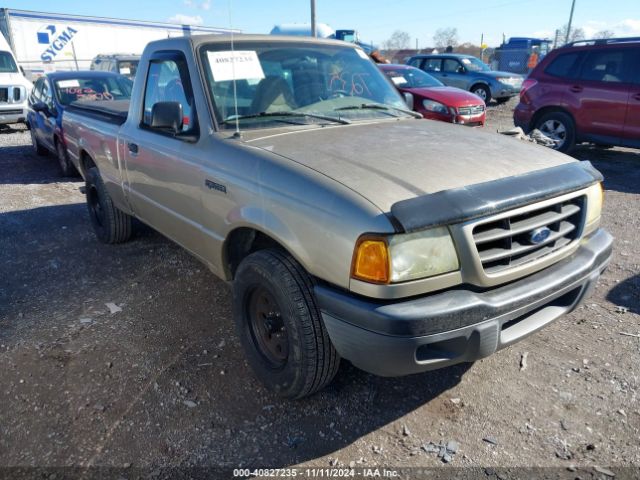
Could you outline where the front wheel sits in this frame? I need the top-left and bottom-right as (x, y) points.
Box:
(471, 84), (491, 104)
(85, 167), (132, 244)
(233, 249), (340, 399)
(535, 111), (576, 153)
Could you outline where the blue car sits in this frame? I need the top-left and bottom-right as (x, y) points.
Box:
(27, 71), (132, 176)
(406, 54), (524, 104)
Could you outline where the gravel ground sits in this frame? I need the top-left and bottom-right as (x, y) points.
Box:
(1, 103), (639, 480)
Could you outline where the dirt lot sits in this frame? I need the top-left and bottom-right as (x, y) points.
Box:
(1, 101), (639, 479)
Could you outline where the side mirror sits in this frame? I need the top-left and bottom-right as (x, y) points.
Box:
(32, 101), (48, 113)
(403, 92), (414, 110)
(151, 101), (183, 133)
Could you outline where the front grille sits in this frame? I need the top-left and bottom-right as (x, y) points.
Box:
(458, 105), (485, 116)
(472, 195), (585, 274)
(0, 88), (7, 103)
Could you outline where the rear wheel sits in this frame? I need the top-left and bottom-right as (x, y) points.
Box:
(471, 84), (491, 103)
(233, 249), (340, 399)
(535, 111), (576, 153)
(56, 141), (77, 177)
(30, 127), (47, 156)
(85, 167), (132, 244)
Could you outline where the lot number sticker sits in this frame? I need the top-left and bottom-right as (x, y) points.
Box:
(57, 79), (80, 88)
(207, 50), (265, 82)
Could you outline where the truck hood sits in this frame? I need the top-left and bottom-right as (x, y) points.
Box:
(244, 119), (575, 212)
(0, 72), (33, 89)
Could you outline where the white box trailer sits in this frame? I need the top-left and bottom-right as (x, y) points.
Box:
(0, 9), (238, 79)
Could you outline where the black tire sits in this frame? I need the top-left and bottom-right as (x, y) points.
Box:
(471, 84), (491, 103)
(85, 167), (132, 244)
(233, 249), (340, 399)
(495, 96), (511, 105)
(30, 127), (47, 156)
(56, 140), (77, 177)
(535, 111), (576, 153)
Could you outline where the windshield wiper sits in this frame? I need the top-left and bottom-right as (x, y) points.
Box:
(334, 103), (422, 119)
(222, 111), (350, 125)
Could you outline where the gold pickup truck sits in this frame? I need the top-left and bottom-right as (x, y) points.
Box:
(61, 34), (612, 398)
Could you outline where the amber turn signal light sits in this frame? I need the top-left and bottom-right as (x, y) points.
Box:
(352, 238), (390, 284)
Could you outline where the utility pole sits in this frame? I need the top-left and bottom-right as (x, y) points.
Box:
(565, 0), (576, 45)
(310, 0), (317, 37)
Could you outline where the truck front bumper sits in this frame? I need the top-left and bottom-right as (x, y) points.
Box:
(315, 229), (612, 377)
(0, 106), (27, 125)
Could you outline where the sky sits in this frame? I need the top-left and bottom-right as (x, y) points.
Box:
(5, 0), (640, 47)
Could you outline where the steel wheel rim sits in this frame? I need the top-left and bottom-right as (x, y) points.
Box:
(540, 119), (566, 148)
(87, 185), (104, 227)
(247, 285), (288, 368)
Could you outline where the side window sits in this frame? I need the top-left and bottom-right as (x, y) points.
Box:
(30, 78), (44, 103)
(41, 80), (54, 110)
(407, 57), (422, 68)
(443, 59), (462, 73)
(423, 58), (442, 72)
(545, 52), (581, 79)
(142, 54), (196, 135)
(578, 49), (633, 83)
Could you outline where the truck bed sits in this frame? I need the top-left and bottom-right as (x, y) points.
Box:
(65, 99), (129, 126)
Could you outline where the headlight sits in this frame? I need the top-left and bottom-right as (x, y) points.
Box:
(351, 227), (460, 284)
(585, 182), (603, 225)
(422, 99), (449, 115)
(496, 77), (520, 86)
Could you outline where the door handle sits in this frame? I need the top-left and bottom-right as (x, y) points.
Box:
(127, 142), (139, 155)
(569, 85), (583, 93)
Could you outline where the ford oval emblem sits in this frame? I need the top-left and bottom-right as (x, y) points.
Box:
(529, 227), (551, 245)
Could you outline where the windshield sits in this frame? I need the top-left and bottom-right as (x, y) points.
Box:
(200, 41), (410, 129)
(0, 51), (18, 73)
(117, 60), (139, 79)
(54, 75), (133, 105)
(460, 57), (490, 72)
(383, 67), (443, 88)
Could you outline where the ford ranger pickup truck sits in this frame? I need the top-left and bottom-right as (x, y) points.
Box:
(62, 34), (613, 398)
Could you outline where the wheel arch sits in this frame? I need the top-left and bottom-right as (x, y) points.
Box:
(222, 226), (306, 282)
(531, 106), (576, 132)
(78, 149), (97, 178)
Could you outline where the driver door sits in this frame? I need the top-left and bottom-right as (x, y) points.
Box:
(120, 50), (210, 260)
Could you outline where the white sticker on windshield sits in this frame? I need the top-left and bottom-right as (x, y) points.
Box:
(355, 48), (369, 60)
(391, 76), (406, 85)
(207, 50), (265, 82)
(119, 67), (131, 75)
(57, 79), (80, 88)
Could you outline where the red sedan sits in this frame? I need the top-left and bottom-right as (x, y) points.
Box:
(379, 64), (486, 126)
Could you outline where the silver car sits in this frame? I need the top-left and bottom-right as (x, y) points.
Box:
(407, 53), (523, 103)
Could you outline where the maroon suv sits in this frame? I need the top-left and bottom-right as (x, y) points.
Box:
(514, 37), (640, 152)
